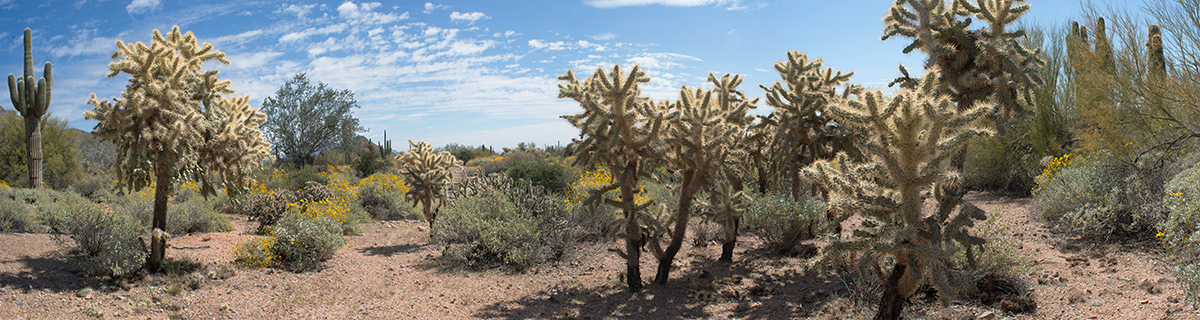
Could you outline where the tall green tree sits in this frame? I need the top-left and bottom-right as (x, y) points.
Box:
(6, 28), (53, 189)
(260, 73), (364, 166)
(86, 26), (270, 272)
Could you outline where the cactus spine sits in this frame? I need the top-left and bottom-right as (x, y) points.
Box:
(398, 139), (460, 228)
(560, 64), (668, 292)
(7, 28), (53, 189)
(806, 69), (992, 320)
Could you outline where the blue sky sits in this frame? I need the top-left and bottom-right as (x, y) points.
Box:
(1, 0), (1093, 149)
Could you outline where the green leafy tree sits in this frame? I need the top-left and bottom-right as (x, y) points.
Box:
(260, 73), (364, 166)
(6, 28), (53, 189)
(0, 112), (81, 189)
(560, 64), (669, 291)
(805, 69), (992, 320)
(398, 139), (461, 228)
(86, 26), (271, 272)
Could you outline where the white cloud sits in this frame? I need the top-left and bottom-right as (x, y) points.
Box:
(627, 52), (702, 69)
(528, 39), (569, 51)
(336, 1), (409, 24)
(589, 32), (618, 41)
(48, 28), (115, 58)
(449, 11), (488, 24)
(277, 3), (316, 19)
(227, 51), (284, 70)
(212, 29), (266, 46)
(423, 2), (448, 13)
(582, 0), (764, 11)
(125, 0), (160, 14)
(279, 24), (347, 43)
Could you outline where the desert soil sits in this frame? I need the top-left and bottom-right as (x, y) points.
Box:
(1, 192), (1197, 319)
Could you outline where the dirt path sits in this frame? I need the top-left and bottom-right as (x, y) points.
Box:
(0, 193), (1196, 319)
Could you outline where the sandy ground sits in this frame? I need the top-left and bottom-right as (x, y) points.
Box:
(0, 192), (1197, 319)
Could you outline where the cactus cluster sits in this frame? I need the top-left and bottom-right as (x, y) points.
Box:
(559, 64), (668, 291)
(6, 28), (53, 189)
(883, 0), (1043, 139)
(806, 68), (992, 319)
(397, 139), (461, 228)
(85, 26), (270, 272)
(652, 73), (756, 284)
(758, 51), (862, 201)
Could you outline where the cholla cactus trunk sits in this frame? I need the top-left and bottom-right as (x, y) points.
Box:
(149, 156), (173, 271)
(7, 28), (53, 189)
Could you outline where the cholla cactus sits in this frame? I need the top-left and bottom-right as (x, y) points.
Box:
(759, 51), (862, 200)
(805, 69), (992, 320)
(560, 64), (669, 291)
(85, 26), (270, 272)
(6, 28), (53, 189)
(883, 0), (1043, 139)
(653, 73), (754, 284)
(398, 139), (460, 228)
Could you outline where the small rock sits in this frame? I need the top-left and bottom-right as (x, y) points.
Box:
(1140, 299), (1150, 304)
(202, 236), (211, 241)
(977, 310), (996, 319)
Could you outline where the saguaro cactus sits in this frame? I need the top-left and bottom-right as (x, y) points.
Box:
(560, 64), (668, 291)
(7, 28), (53, 189)
(806, 69), (992, 320)
(1148, 24), (1166, 80)
(398, 139), (460, 228)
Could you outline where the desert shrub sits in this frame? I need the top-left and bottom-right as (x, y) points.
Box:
(960, 212), (1036, 277)
(742, 192), (824, 254)
(35, 190), (93, 233)
(471, 148), (550, 175)
(232, 236), (276, 269)
(71, 173), (117, 203)
(168, 196), (233, 234)
(435, 188), (542, 269)
(358, 173), (415, 220)
(505, 159), (574, 194)
(1032, 153), (1122, 230)
(269, 214), (344, 272)
(964, 134), (1043, 195)
(563, 166), (664, 240)
(1160, 160), (1200, 302)
(282, 165), (329, 191)
(298, 181), (333, 203)
(235, 190), (297, 232)
(0, 196), (37, 233)
(62, 202), (148, 278)
(0, 113), (83, 189)
(439, 175), (570, 270)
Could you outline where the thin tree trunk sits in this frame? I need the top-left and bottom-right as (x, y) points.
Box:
(148, 157), (172, 273)
(24, 116), (42, 189)
(621, 156), (643, 291)
(654, 168), (699, 285)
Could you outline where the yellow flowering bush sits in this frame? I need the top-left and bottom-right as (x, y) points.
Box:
(0, 180), (10, 189)
(358, 173), (415, 220)
(232, 236), (276, 269)
(1034, 153), (1073, 192)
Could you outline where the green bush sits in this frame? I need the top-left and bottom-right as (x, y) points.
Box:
(960, 212), (1035, 276)
(505, 160), (573, 194)
(232, 190), (297, 232)
(0, 113), (83, 189)
(0, 196), (37, 233)
(439, 175), (570, 270)
(169, 196), (234, 234)
(1033, 154), (1124, 232)
(358, 173), (415, 220)
(435, 188), (542, 269)
(62, 202), (148, 278)
(117, 192), (233, 235)
(742, 192), (824, 254)
(70, 173), (117, 203)
(283, 165), (329, 191)
(270, 214), (344, 272)
(35, 191), (93, 233)
(1160, 161), (1200, 303)
(964, 134), (1043, 195)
